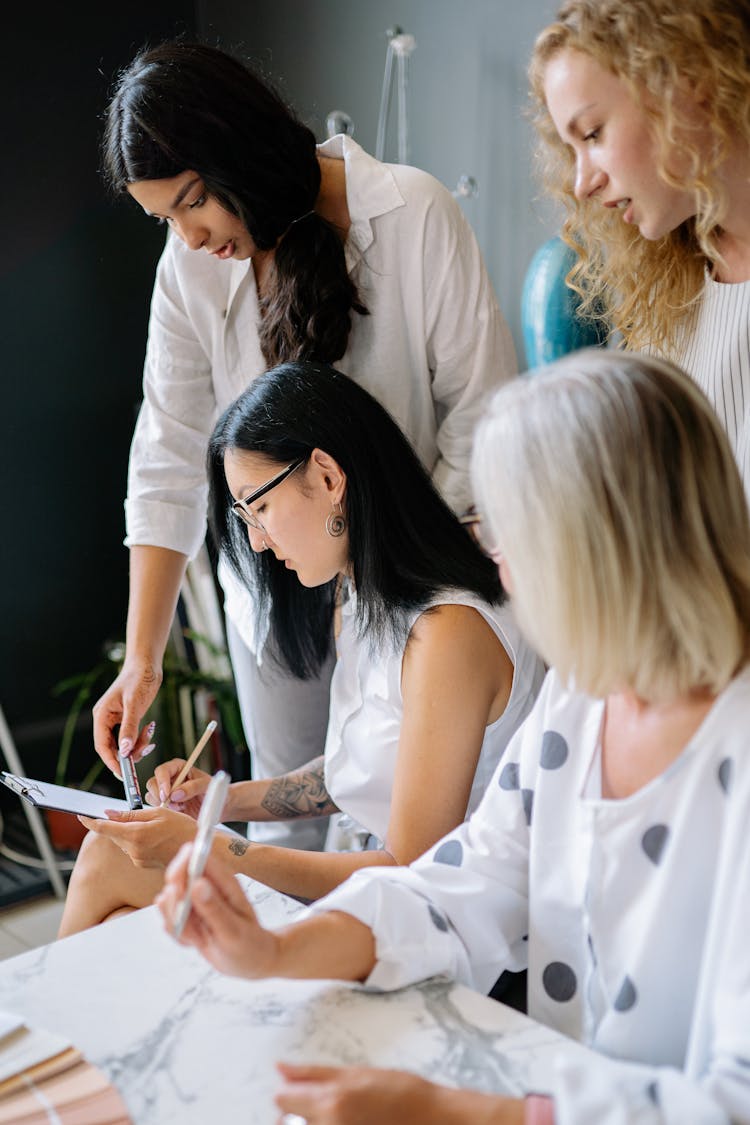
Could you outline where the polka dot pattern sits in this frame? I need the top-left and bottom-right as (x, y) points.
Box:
(614, 975), (638, 1012)
(718, 757), (733, 794)
(542, 961), (577, 1002)
(433, 839), (463, 867)
(540, 730), (569, 769)
(499, 762), (520, 790)
(641, 824), (669, 865)
(428, 904), (449, 932)
(522, 788), (534, 826)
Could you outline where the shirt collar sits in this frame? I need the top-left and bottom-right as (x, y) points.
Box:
(317, 135), (405, 266)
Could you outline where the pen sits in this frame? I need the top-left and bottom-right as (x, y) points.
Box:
(119, 753), (143, 810)
(172, 769), (230, 939)
(160, 720), (218, 807)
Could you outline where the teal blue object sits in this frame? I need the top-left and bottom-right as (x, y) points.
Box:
(521, 236), (608, 369)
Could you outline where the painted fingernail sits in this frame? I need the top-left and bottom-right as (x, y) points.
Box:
(119, 738), (133, 756)
(146, 721), (156, 737)
(171, 789), (186, 803)
(141, 743), (156, 758)
(159, 787), (167, 804)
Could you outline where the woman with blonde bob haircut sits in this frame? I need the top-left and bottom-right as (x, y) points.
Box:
(156, 350), (750, 1124)
(473, 348), (750, 704)
(529, 0), (750, 492)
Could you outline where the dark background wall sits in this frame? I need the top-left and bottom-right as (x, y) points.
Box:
(1, 3), (195, 776)
(2, 0), (560, 783)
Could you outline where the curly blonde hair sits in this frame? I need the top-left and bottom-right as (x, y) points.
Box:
(528, 0), (750, 353)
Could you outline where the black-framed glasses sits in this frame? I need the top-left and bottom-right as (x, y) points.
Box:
(231, 457), (306, 530)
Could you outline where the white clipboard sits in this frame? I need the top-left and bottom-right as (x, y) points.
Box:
(0, 773), (130, 819)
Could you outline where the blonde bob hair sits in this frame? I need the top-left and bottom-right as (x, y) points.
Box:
(528, 0), (750, 353)
(472, 349), (750, 702)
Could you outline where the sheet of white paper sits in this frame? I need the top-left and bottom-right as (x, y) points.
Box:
(0, 774), (130, 818)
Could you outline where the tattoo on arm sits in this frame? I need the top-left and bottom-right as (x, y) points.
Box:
(260, 756), (339, 820)
(228, 837), (250, 856)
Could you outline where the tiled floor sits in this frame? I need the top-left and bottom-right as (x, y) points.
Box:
(0, 894), (66, 960)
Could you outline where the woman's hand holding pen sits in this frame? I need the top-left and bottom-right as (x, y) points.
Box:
(77, 805), (198, 869)
(145, 759), (214, 818)
(156, 848), (280, 979)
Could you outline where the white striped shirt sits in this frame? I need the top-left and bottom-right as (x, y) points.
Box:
(672, 276), (750, 497)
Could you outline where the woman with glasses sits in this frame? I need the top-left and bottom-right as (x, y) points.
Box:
(92, 39), (517, 852)
(158, 350), (750, 1125)
(58, 361), (544, 935)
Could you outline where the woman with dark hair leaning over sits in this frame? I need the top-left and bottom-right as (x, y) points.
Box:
(58, 362), (543, 934)
(91, 40), (518, 851)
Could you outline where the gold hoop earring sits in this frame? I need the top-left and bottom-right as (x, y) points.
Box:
(325, 502), (346, 538)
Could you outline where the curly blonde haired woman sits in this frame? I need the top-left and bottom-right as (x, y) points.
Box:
(529, 0), (750, 492)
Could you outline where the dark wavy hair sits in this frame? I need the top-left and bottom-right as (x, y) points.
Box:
(208, 362), (505, 679)
(102, 39), (366, 366)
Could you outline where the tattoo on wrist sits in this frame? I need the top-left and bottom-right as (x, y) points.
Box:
(260, 759), (338, 820)
(228, 838), (250, 856)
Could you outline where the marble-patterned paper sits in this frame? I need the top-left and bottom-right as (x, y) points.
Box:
(0, 878), (590, 1124)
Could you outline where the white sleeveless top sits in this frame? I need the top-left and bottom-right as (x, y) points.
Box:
(323, 588), (546, 844)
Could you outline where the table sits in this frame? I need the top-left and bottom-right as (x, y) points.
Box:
(0, 878), (591, 1124)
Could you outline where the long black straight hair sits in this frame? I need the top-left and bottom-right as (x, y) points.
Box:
(102, 39), (365, 367)
(208, 361), (504, 679)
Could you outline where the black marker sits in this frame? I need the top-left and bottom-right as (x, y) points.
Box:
(119, 752), (143, 810)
